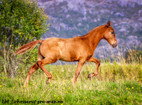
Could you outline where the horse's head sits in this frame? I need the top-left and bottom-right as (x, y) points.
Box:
(103, 21), (117, 48)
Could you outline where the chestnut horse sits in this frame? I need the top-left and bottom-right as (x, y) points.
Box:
(16, 21), (117, 87)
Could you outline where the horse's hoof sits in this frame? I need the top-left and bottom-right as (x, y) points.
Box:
(72, 79), (76, 87)
(73, 81), (75, 87)
(46, 80), (50, 84)
(88, 74), (92, 79)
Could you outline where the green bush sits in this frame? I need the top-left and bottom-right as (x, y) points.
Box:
(0, 0), (48, 77)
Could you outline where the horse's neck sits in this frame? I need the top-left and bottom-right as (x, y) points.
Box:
(86, 26), (104, 50)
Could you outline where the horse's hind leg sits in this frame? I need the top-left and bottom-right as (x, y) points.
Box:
(37, 57), (58, 84)
(23, 52), (43, 87)
(24, 63), (39, 87)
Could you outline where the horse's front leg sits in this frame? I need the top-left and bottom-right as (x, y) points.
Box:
(88, 57), (100, 79)
(74, 59), (86, 83)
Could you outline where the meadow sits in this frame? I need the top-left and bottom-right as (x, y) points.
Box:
(0, 62), (142, 105)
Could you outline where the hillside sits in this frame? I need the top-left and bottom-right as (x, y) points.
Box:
(38, 0), (142, 59)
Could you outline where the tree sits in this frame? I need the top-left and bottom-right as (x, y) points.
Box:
(0, 0), (48, 77)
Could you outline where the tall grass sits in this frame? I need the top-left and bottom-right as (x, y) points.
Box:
(0, 62), (142, 105)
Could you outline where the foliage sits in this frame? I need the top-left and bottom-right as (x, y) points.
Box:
(0, 0), (48, 77)
(0, 0), (48, 46)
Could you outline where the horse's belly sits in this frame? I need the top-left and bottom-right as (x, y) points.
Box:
(59, 49), (79, 62)
(59, 56), (79, 62)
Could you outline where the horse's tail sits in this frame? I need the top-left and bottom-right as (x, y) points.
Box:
(15, 40), (42, 55)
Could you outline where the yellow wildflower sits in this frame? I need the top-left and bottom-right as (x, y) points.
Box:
(132, 87), (134, 89)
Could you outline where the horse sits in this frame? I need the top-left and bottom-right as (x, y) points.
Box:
(15, 21), (117, 87)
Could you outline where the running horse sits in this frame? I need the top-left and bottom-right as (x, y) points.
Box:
(15, 21), (117, 87)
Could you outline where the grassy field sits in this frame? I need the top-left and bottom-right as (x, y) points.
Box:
(0, 62), (142, 105)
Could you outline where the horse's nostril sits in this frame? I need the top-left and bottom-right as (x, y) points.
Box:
(112, 43), (117, 48)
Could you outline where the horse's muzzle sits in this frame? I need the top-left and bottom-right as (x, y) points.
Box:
(112, 43), (117, 48)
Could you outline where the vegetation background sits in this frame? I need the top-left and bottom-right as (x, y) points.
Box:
(0, 0), (142, 105)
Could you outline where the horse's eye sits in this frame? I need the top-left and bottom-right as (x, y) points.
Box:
(111, 32), (114, 34)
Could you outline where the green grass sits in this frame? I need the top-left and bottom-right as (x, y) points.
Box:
(0, 63), (142, 105)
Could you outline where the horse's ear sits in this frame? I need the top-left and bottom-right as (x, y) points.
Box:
(107, 21), (111, 27)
